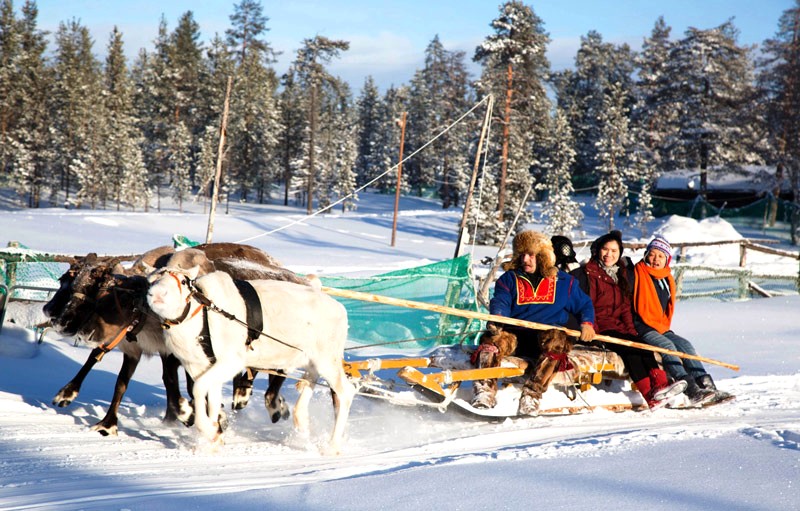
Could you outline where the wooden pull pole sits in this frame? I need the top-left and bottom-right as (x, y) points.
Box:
(321, 286), (740, 371)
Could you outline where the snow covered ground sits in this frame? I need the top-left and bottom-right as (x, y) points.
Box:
(1, 192), (799, 511)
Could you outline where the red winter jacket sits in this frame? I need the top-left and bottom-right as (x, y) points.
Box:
(571, 259), (637, 337)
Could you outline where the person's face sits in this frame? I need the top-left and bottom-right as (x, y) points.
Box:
(599, 241), (620, 267)
(521, 252), (537, 273)
(645, 249), (667, 269)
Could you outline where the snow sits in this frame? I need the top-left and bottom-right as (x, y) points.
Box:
(1, 192), (799, 511)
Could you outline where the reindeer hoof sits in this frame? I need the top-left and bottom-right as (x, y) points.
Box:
(91, 423), (119, 436)
(53, 388), (78, 408)
(269, 396), (291, 423)
(217, 411), (229, 433)
(177, 398), (194, 427)
(232, 388), (252, 410)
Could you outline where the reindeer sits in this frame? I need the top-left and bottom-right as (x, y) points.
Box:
(44, 244), (303, 435)
(146, 265), (355, 454)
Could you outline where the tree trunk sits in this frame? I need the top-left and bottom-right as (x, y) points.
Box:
(498, 62), (513, 222)
(307, 82), (317, 216)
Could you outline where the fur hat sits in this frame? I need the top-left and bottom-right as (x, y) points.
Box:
(551, 235), (577, 270)
(645, 234), (672, 265)
(590, 230), (624, 261)
(503, 230), (557, 277)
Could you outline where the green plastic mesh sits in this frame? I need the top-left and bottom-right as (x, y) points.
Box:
(319, 254), (484, 351)
(0, 245), (67, 300)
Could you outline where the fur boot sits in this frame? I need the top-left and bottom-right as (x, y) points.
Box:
(517, 378), (544, 416)
(471, 378), (498, 409)
(470, 324), (518, 410)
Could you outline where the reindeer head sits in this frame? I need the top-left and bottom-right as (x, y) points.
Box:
(146, 265), (201, 323)
(46, 254), (121, 336)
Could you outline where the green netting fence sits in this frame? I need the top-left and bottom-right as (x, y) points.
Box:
(0, 243), (68, 301)
(1, 240), (485, 350)
(319, 254), (484, 351)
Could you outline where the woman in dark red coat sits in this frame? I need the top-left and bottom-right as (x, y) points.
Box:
(571, 231), (685, 409)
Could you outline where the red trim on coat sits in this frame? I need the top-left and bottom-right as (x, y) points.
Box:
(515, 274), (556, 305)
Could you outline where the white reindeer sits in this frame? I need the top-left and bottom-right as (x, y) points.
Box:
(146, 266), (355, 454)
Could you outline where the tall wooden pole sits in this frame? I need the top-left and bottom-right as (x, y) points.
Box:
(391, 112), (407, 247)
(206, 76), (233, 244)
(454, 95), (494, 258)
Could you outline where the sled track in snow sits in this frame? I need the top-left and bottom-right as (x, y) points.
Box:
(1, 374), (799, 510)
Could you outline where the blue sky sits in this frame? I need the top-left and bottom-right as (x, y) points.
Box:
(33, 0), (793, 91)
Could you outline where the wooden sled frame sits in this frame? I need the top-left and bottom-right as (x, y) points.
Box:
(343, 348), (637, 417)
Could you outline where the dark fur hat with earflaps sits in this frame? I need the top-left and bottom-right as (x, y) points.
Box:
(503, 230), (558, 277)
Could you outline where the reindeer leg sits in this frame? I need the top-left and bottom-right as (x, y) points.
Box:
(265, 371), (289, 423)
(53, 347), (105, 407)
(232, 370), (255, 410)
(161, 354), (192, 426)
(91, 352), (140, 436)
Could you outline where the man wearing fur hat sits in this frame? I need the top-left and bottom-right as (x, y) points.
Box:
(473, 230), (596, 415)
(632, 234), (733, 407)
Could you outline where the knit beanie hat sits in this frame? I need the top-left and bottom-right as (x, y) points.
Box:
(645, 234), (672, 265)
(590, 230), (623, 261)
(551, 235), (577, 270)
(503, 230), (557, 277)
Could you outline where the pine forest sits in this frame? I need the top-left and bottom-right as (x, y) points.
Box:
(1, 0), (800, 244)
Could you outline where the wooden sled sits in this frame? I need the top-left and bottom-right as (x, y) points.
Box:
(344, 344), (647, 419)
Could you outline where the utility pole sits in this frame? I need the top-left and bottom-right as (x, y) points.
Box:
(391, 112), (408, 247)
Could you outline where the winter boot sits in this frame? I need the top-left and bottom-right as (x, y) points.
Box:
(517, 378), (544, 416)
(681, 375), (715, 407)
(471, 379), (498, 409)
(696, 374), (735, 407)
(650, 368), (688, 402)
(633, 376), (660, 410)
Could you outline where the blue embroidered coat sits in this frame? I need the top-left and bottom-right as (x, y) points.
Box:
(489, 269), (595, 328)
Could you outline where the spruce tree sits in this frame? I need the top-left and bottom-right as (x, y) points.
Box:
(50, 19), (103, 207)
(103, 27), (149, 211)
(3, 0), (52, 207)
(594, 82), (634, 230)
(292, 35), (349, 214)
(661, 21), (761, 207)
(538, 109), (583, 235)
(406, 35), (472, 207)
(224, 1), (281, 204)
(354, 75), (383, 187)
(758, 0), (800, 242)
(276, 66), (308, 205)
(473, 0), (552, 243)
(554, 30), (634, 187)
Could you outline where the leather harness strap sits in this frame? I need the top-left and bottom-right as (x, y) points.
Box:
(233, 279), (264, 347)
